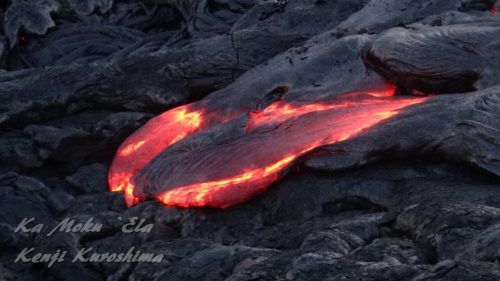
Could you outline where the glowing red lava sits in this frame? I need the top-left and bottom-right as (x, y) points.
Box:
(108, 105), (206, 206)
(156, 95), (426, 208)
(19, 35), (28, 44)
(109, 86), (428, 208)
(246, 87), (396, 132)
(492, 7), (498, 15)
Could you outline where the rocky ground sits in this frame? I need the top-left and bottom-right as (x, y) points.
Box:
(1, 0), (500, 280)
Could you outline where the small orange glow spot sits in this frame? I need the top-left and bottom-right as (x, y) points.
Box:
(120, 140), (146, 156)
(366, 84), (396, 97)
(19, 35), (28, 44)
(174, 108), (202, 127)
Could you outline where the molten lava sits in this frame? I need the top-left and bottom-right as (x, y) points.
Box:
(108, 105), (206, 206)
(245, 87), (396, 132)
(491, 3), (499, 15)
(109, 86), (428, 208)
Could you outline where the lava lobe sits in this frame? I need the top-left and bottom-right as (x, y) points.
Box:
(109, 87), (428, 208)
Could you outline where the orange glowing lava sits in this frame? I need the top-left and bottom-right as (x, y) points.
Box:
(157, 153), (301, 208)
(492, 8), (498, 15)
(246, 87), (397, 132)
(153, 95), (427, 208)
(109, 85), (429, 208)
(108, 105), (205, 205)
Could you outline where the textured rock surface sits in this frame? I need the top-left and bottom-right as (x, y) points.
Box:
(1, 0), (500, 280)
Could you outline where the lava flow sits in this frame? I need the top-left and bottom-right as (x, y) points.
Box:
(108, 104), (206, 206)
(151, 94), (427, 208)
(108, 85), (428, 209)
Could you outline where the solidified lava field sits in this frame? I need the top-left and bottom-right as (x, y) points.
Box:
(1, 0), (500, 280)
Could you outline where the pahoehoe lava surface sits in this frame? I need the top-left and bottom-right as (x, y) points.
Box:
(128, 88), (427, 208)
(1, 0), (500, 280)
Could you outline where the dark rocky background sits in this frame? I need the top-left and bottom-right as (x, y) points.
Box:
(1, 0), (500, 280)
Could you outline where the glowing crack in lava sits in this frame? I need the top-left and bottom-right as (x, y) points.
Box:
(109, 85), (428, 208)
